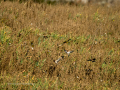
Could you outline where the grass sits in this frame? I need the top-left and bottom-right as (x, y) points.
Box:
(0, 1), (120, 90)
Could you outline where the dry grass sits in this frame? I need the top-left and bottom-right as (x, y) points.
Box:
(0, 1), (120, 90)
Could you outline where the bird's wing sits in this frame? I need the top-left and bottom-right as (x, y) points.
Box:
(64, 50), (67, 53)
(55, 57), (62, 64)
(70, 51), (74, 53)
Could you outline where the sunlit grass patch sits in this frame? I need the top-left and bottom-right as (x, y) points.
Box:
(0, 26), (12, 45)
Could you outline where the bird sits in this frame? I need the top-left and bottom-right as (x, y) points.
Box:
(55, 56), (64, 64)
(87, 58), (96, 62)
(64, 49), (74, 56)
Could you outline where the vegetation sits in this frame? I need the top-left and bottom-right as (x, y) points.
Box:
(0, 1), (120, 90)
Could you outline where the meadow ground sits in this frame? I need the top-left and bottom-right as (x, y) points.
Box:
(0, 1), (120, 90)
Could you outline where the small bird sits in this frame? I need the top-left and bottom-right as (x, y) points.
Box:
(55, 56), (64, 64)
(63, 39), (71, 44)
(64, 49), (74, 56)
(87, 58), (96, 62)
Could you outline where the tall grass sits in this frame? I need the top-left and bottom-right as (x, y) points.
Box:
(0, 1), (120, 90)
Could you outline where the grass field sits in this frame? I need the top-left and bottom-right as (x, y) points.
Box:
(0, 1), (120, 90)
